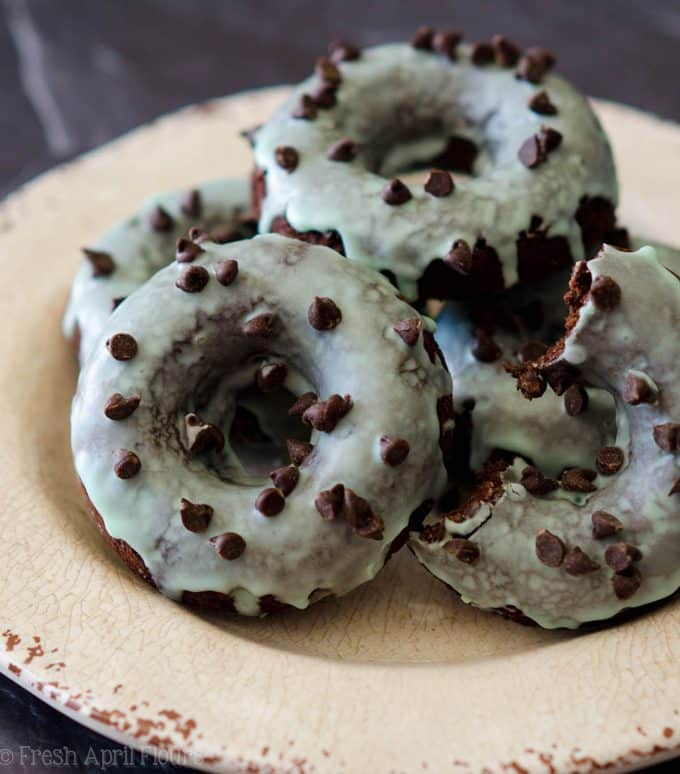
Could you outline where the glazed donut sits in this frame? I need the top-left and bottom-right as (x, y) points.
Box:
(411, 245), (679, 628)
(251, 34), (620, 299)
(71, 234), (451, 615)
(63, 177), (254, 361)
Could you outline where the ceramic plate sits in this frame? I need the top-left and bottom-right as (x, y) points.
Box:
(1, 87), (679, 773)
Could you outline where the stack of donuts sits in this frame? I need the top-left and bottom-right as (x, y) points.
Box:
(66, 27), (679, 628)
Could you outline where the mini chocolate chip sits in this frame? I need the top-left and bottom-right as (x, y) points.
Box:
(329, 39), (361, 63)
(382, 178), (412, 206)
(104, 393), (141, 420)
(623, 372), (657, 405)
(113, 449), (141, 479)
(256, 487), (285, 516)
(344, 488), (385, 540)
(111, 296), (126, 310)
(544, 361), (581, 395)
(561, 467), (597, 493)
(592, 510), (624, 539)
(176, 264), (209, 293)
(149, 205), (174, 232)
(275, 145), (299, 172)
(269, 465), (299, 496)
(188, 226), (208, 242)
(288, 392), (318, 417)
(424, 169), (454, 197)
(445, 239), (473, 275)
(444, 538), (480, 564)
(472, 331), (502, 363)
(312, 82), (337, 109)
(215, 259), (239, 286)
(420, 521), (446, 543)
(181, 189), (202, 218)
(518, 340), (548, 363)
(564, 546), (600, 576)
(538, 126), (562, 153)
(302, 394), (352, 432)
(535, 529), (566, 567)
(315, 484), (345, 521)
(516, 368), (547, 399)
(83, 247), (115, 277)
(564, 384), (589, 416)
(179, 498), (213, 532)
(287, 439), (314, 466)
(520, 466), (558, 496)
(529, 90), (557, 115)
(518, 135), (546, 169)
(612, 566), (642, 600)
(185, 414), (225, 455)
(315, 56), (341, 86)
(243, 313), (275, 338)
(327, 138), (357, 162)
(470, 41), (494, 65)
(393, 317), (423, 346)
(590, 275), (621, 311)
(492, 35), (520, 67)
(292, 94), (318, 120)
(596, 446), (625, 475)
(411, 26), (434, 50)
(380, 436), (410, 466)
(308, 296), (342, 330)
(209, 226), (241, 244)
(604, 542), (643, 572)
(257, 362), (287, 392)
(516, 47), (556, 84)
(106, 332), (137, 361)
(175, 238), (204, 263)
(670, 478), (680, 496)
(653, 423), (680, 452)
(433, 30), (461, 59)
(210, 532), (246, 560)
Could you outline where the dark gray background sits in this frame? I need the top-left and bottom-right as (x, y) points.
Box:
(1, 0), (678, 770)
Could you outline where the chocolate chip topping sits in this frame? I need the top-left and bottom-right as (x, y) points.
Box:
(382, 178), (412, 206)
(176, 264), (209, 293)
(518, 340), (548, 363)
(106, 332), (137, 361)
(539, 126), (563, 153)
(308, 296), (342, 330)
(653, 423), (680, 452)
(302, 394), (352, 432)
(256, 487), (285, 516)
(393, 317), (423, 346)
(288, 392), (318, 417)
(670, 478), (680, 496)
(111, 296), (126, 310)
(424, 169), (454, 197)
(612, 567), (642, 600)
(492, 35), (521, 67)
(471, 330), (502, 363)
(470, 41), (494, 65)
(564, 546), (600, 576)
(329, 39), (361, 63)
(83, 247), (115, 277)
(179, 498), (213, 532)
(257, 362), (288, 393)
(185, 413), (225, 454)
(113, 449), (141, 479)
(316, 56), (342, 86)
(104, 393), (141, 421)
(518, 135), (545, 169)
(287, 439), (314, 466)
(344, 488), (385, 540)
(592, 510), (624, 539)
(275, 145), (299, 172)
(210, 532), (246, 560)
(535, 529), (566, 567)
(623, 372), (657, 405)
(528, 90), (557, 115)
(411, 26), (434, 50)
(433, 30), (462, 60)
(520, 466), (558, 496)
(445, 239), (473, 275)
(311, 82), (337, 109)
(596, 446), (625, 476)
(516, 47), (556, 83)
(563, 384), (589, 416)
(175, 238), (204, 263)
(604, 542), (643, 572)
(544, 361), (580, 395)
(180, 189), (201, 218)
(242, 313), (275, 338)
(380, 436), (410, 467)
(315, 484), (345, 521)
(215, 259), (239, 286)
(327, 138), (357, 162)
(149, 205), (174, 232)
(590, 275), (621, 311)
(444, 538), (480, 565)
(561, 467), (597, 493)
(516, 368), (547, 399)
(269, 465), (299, 496)
(292, 94), (318, 120)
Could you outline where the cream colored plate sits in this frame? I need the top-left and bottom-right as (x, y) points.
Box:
(1, 88), (679, 773)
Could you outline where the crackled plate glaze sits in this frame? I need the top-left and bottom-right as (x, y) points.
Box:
(0, 88), (678, 773)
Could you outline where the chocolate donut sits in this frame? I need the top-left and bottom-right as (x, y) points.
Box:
(251, 35), (617, 299)
(63, 177), (254, 361)
(71, 234), (451, 614)
(411, 245), (679, 628)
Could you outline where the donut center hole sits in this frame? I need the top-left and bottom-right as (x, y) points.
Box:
(374, 131), (480, 182)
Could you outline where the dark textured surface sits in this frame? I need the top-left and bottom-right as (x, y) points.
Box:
(1, 0), (678, 770)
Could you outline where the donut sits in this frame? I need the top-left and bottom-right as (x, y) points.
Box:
(63, 177), (254, 361)
(250, 33), (620, 300)
(71, 234), (452, 615)
(411, 244), (679, 628)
